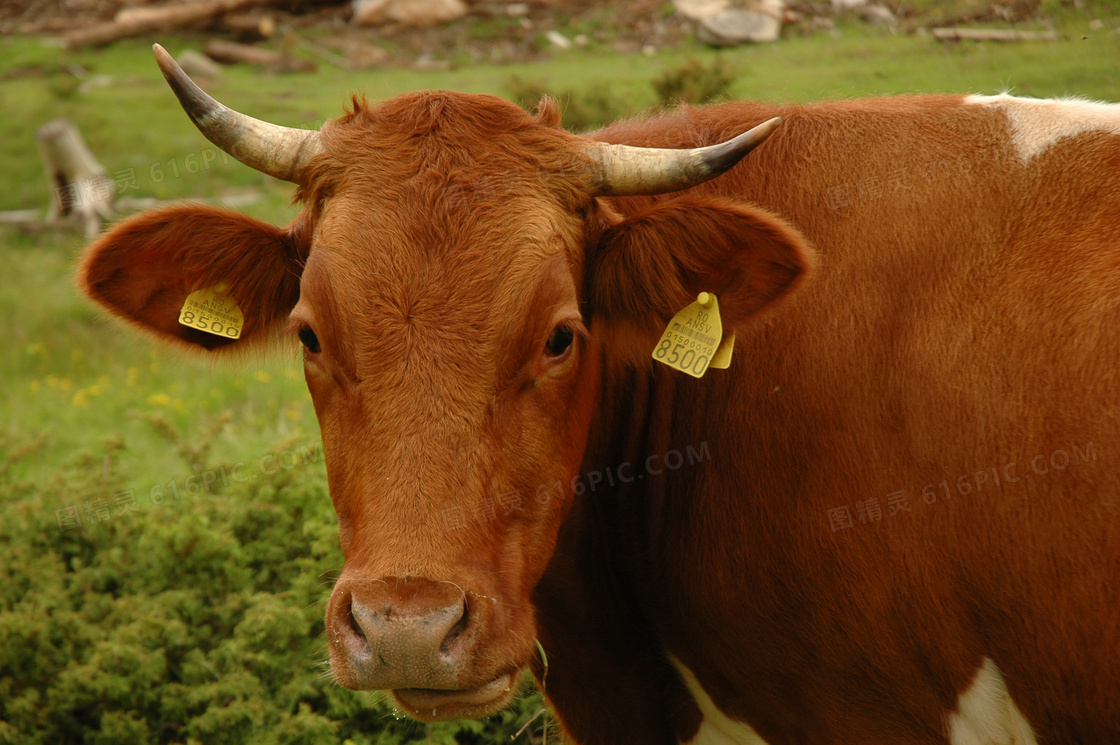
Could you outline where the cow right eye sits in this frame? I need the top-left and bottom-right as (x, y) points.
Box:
(298, 326), (321, 354)
(545, 325), (574, 358)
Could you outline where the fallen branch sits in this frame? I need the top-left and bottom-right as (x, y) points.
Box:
(64, 0), (266, 49)
(0, 193), (264, 233)
(203, 39), (317, 72)
(931, 27), (1059, 42)
(0, 210), (44, 225)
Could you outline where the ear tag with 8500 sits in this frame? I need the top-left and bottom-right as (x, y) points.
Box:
(178, 285), (243, 339)
(652, 292), (731, 378)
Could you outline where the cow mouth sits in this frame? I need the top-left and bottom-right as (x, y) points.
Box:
(392, 671), (519, 721)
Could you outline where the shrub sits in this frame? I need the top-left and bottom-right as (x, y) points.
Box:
(651, 57), (736, 107)
(0, 430), (547, 744)
(505, 74), (623, 132)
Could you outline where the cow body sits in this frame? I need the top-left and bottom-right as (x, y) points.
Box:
(536, 95), (1120, 745)
(79, 53), (1120, 745)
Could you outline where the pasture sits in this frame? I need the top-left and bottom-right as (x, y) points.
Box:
(2, 6), (1119, 743)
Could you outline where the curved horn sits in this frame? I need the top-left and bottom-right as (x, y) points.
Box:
(152, 43), (322, 183)
(584, 117), (782, 197)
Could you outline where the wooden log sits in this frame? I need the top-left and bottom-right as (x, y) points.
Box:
(64, 0), (265, 49)
(222, 12), (276, 40)
(36, 118), (114, 239)
(203, 39), (316, 72)
(931, 27), (1059, 42)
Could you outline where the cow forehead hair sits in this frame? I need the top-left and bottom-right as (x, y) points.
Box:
(308, 178), (584, 287)
(295, 90), (598, 215)
(300, 192), (585, 383)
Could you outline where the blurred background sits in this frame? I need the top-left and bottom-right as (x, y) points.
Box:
(1, 1), (1117, 743)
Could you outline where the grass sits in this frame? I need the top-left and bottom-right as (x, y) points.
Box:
(3, 13), (1119, 208)
(1, 206), (312, 481)
(1, 9), (1119, 742)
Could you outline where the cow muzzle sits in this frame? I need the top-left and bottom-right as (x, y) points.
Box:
(327, 577), (519, 720)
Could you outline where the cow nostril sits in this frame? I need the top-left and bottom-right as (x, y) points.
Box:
(349, 603), (367, 641)
(439, 597), (470, 656)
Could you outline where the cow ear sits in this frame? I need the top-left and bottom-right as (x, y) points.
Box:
(586, 195), (812, 360)
(78, 204), (307, 352)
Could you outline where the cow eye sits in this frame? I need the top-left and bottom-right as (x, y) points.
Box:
(298, 326), (321, 354)
(545, 325), (574, 358)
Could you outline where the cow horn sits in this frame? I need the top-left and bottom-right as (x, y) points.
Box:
(584, 117), (782, 196)
(152, 43), (322, 183)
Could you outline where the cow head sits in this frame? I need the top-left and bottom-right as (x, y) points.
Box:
(79, 45), (811, 720)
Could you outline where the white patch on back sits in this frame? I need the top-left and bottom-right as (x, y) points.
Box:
(670, 656), (771, 745)
(947, 657), (1039, 745)
(964, 93), (1120, 163)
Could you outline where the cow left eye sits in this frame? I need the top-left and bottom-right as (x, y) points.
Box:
(545, 325), (574, 358)
(298, 326), (321, 354)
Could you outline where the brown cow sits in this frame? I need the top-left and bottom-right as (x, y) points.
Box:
(79, 45), (1120, 744)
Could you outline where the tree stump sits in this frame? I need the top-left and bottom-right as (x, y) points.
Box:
(36, 118), (114, 239)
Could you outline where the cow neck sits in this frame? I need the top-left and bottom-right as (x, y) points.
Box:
(532, 357), (702, 745)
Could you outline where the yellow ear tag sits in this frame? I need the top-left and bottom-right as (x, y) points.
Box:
(709, 332), (735, 369)
(178, 285), (243, 340)
(652, 292), (724, 378)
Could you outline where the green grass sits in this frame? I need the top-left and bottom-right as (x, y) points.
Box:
(2, 11), (1120, 742)
(1, 204), (312, 480)
(3, 15), (1119, 209)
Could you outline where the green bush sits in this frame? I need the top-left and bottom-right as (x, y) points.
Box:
(650, 57), (735, 107)
(0, 429), (548, 745)
(505, 74), (624, 132)
(505, 57), (737, 133)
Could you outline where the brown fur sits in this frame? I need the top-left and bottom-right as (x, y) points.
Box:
(78, 90), (1120, 744)
(78, 204), (309, 351)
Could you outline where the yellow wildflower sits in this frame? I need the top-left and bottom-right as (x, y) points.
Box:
(148, 393), (171, 407)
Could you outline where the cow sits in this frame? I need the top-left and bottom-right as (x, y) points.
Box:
(79, 43), (1120, 745)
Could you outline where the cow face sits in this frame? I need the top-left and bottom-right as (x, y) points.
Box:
(291, 102), (602, 716)
(78, 47), (811, 721)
